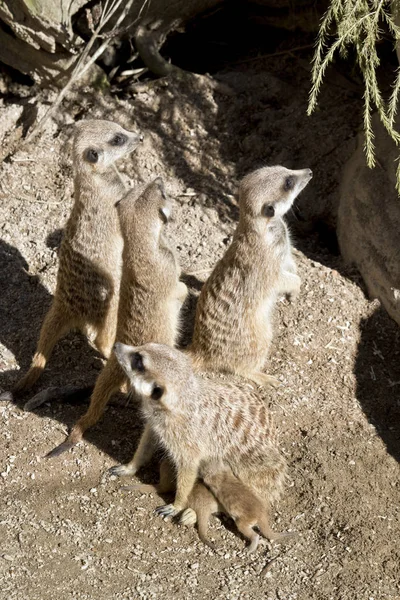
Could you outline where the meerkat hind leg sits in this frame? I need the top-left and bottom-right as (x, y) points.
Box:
(235, 519), (260, 553)
(14, 302), (74, 394)
(196, 505), (216, 551)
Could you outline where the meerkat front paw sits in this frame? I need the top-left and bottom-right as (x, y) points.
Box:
(179, 508), (197, 526)
(155, 503), (180, 517)
(109, 464), (137, 477)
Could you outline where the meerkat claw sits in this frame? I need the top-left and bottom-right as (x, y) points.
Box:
(109, 464), (136, 477)
(46, 440), (75, 458)
(155, 503), (179, 518)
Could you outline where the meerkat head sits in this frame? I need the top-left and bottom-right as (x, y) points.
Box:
(117, 177), (173, 237)
(113, 342), (193, 413)
(73, 119), (143, 172)
(239, 165), (312, 222)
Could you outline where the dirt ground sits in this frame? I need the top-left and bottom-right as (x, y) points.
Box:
(0, 37), (399, 600)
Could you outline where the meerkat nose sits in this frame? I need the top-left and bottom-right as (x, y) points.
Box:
(307, 169), (313, 177)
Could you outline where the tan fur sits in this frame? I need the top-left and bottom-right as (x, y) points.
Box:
(14, 120), (142, 394)
(47, 179), (187, 457)
(111, 343), (287, 521)
(123, 459), (220, 550)
(190, 165), (312, 388)
(200, 461), (294, 552)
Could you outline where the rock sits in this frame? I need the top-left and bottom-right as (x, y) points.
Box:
(338, 112), (400, 326)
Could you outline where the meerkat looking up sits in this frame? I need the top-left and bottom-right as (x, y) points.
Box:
(190, 165), (312, 388)
(13, 120), (143, 396)
(46, 178), (187, 457)
(111, 342), (287, 522)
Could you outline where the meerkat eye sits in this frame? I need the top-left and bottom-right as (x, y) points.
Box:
(85, 148), (99, 163)
(284, 176), (295, 191)
(151, 385), (164, 400)
(262, 204), (275, 218)
(109, 133), (127, 147)
(131, 352), (144, 372)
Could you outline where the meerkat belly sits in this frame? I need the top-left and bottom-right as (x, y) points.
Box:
(193, 288), (274, 370)
(57, 238), (122, 322)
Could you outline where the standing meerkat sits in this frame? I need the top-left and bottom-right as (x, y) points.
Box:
(13, 120), (143, 395)
(190, 165), (312, 388)
(111, 342), (287, 521)
(47, 178), (187, 457)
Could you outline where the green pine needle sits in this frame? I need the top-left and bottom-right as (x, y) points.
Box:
(308, 0), (400, 192)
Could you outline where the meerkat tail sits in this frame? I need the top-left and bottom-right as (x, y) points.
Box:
(248, 372), (282, 389)
(121, 483), (159, 494)
(23, 385), (94, 411)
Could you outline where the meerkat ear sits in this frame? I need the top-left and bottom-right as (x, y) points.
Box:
(130, 352), (145, 372)
(262, 203), (275, 218)
(159, 204), (171, 224)
(284, 175), (296, 191)
(84, 147), (102, 164)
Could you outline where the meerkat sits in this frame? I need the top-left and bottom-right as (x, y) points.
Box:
(133, 459), (292, 552)
(110, 342), (287, 524)
(47, 178), (187, 457)
(199, 460), (294, 552)
(190, 165), (312, 388)
(13, 120), (143, 396)
(122, 458), (221, 550)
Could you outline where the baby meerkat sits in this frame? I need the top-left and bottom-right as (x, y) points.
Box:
(190, 165), (312, 388)
(122, 459), (221, 550)
(199, 461), (294, 552)
(13, 120), (143, 396)
(111, 342), (287, 521)
(47, 178), (187, 457)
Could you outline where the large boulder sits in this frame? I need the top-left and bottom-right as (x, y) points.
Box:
(338, 113), (400, 326)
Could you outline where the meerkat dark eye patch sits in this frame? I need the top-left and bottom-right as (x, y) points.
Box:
(109, 133), (128, 147)
(131, 352), (144, 372)
(151, 385), (164, 400)
(84, 148), (100, 163)
(284, 176), (296, 191)
(262, 204), (275, 218)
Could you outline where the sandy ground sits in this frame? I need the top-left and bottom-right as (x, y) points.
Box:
(0, 48), (399, 600)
